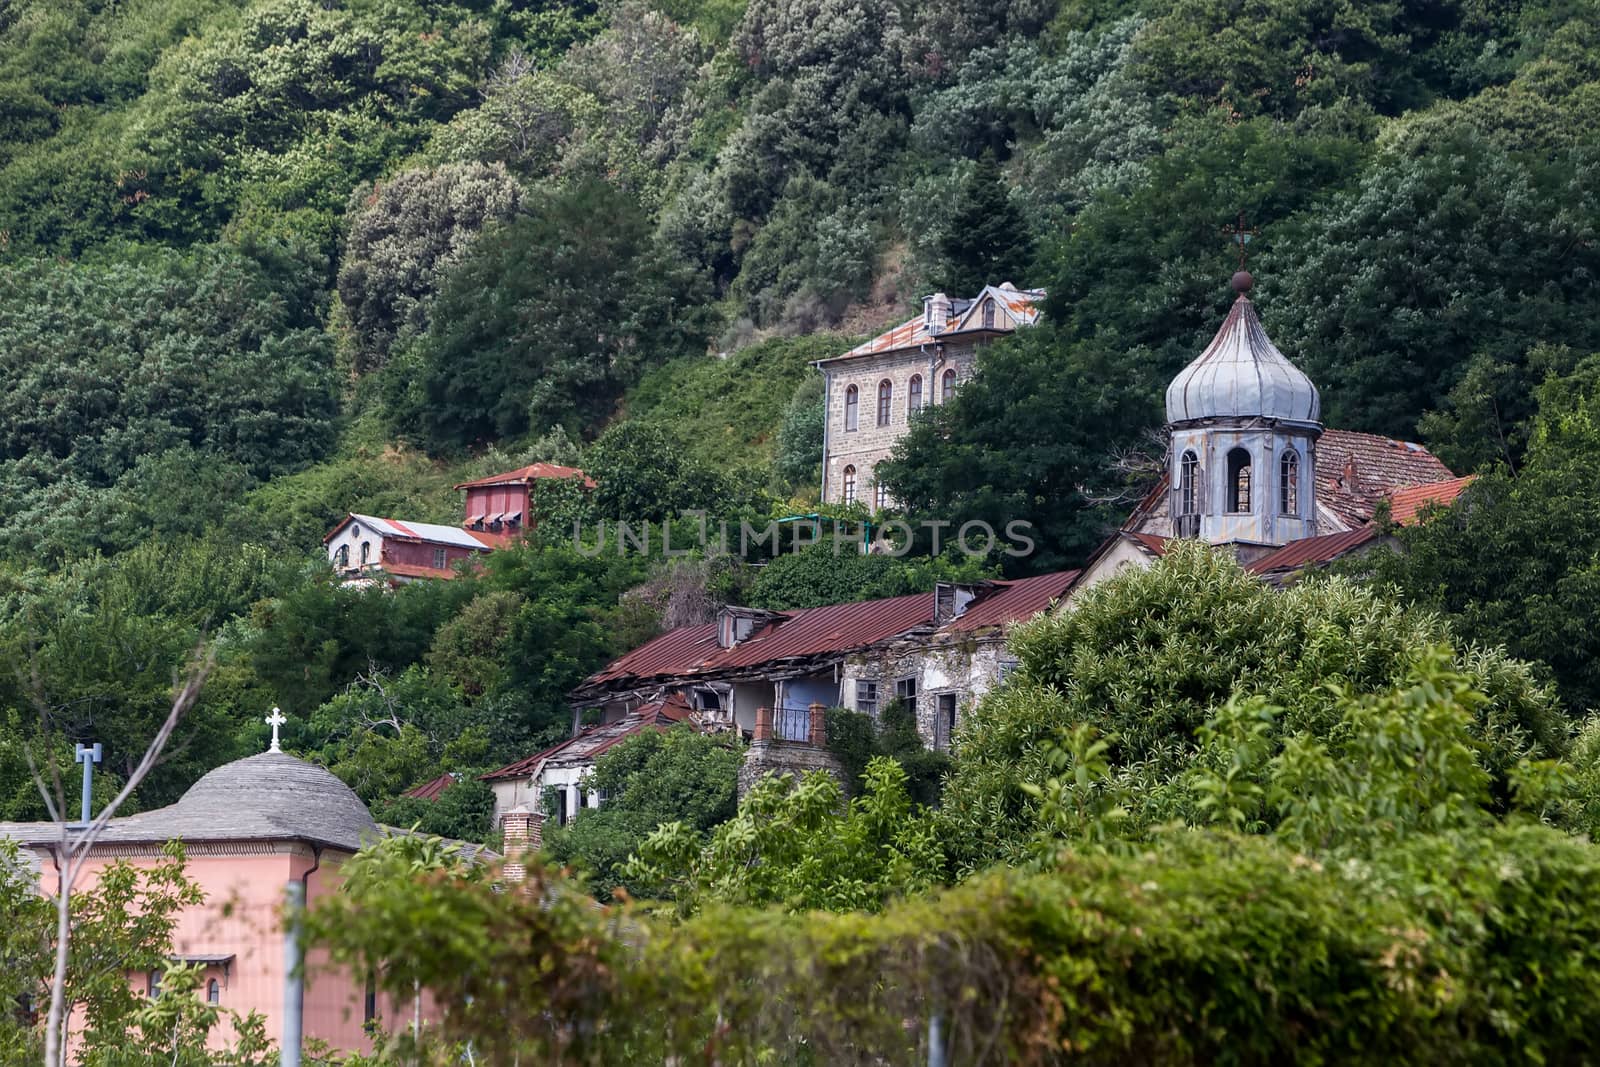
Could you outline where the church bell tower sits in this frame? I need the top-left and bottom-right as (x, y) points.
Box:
(1164, 270), (1321, 549)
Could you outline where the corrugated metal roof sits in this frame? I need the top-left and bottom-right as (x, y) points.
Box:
(404, 773), (456, 801)
(942, 570), (1080, 632)
(1387, 475), (1474, 526)
(824, 285), (1044, 362)
(1125, 532), (1170, 556)
(584, 591), (937, 690)
(1247, 526), (1379, 574)
(326, 513), (495, 550)
(454, 463), (595, 490)
(481, 699), (691, 781)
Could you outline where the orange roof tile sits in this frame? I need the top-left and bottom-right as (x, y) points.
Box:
(1387, 475), (1475, 526)
(454, 463), (596, 490)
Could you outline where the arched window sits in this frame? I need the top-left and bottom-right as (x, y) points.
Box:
(844, 385), (859, 432)
(147, 970), (163, 999)
(908, 374), (923, 413)
(359, 541), (372, 567)
(207, 979), (220, 1005)
(982, 298), (996, 329)
(1226, 448), (1252, 513)
(877, 379), (893, 426)
(940, 368), (957, 402)
(1179, 450), (1200, 515)
(842, 465), (857, 505)
(874, 478), (889, 510)
(335, 544), (349, 570)
(1279, 449), (1300, 515)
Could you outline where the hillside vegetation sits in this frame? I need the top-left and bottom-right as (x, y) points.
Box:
(0, 0), (1597, 822)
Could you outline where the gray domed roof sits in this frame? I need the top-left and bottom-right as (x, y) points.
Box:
(1166, 292), (1320, 426)
(0, 752), (378, 853)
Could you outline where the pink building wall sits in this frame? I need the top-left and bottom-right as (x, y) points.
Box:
(44, 843), (427, 1056)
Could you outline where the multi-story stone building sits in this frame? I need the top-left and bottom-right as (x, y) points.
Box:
(815, 282), (1044, 506)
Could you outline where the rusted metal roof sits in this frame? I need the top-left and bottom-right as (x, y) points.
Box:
(1246, 526), (1379, 575)
(323, 513), (496, 549)
(583, 591), (937, 691)
(480, 698), (691, 781)
(942, 570), (1080, 632)
(822, 284), (1044, 363)
(454, 463), (596, 490)
(1387, 475), (1474, 526)
(1317, 430), (1455, 527)
(1125, 531), (1170, 556)
(404, 773), (456, 801)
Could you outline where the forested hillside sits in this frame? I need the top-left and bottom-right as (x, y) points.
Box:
(1, 0), (1597, 828)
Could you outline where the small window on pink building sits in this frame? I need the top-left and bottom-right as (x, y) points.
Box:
(207, 979), (220, 1005)
(433, 548), (447, 569)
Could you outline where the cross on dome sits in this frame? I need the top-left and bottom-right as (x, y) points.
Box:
(265, 707), (287, 753)
(1222, 211), (1260, 271)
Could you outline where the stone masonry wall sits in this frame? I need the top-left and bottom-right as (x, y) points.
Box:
(821, 343), (979, 505)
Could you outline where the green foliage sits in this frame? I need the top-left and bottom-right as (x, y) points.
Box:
(371, 777), (497, 844)
(0, 239), (338, 562)
(932, 155), (1035, 294)
(625, 333), (847, 474)
(747, 543), (995, 609)
(624, 757), (944, 914)
(386, 180), (713, 451)
(310, 818), (1600, 1064)
(543, 726), (744, 898)
(1268, 128), (1600, 460)
(577, 421), (760, 524)
(938, 541), (1567, 873)
(827, 701), (952, 805)
(774, 372), (826, 491)
(1368, 351), (1600, 714)
(337, 163), (525, 374)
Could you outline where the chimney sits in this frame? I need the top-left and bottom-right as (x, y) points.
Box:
(500, 805), (544, 884)
(1341, 455), (1359, 493)
(923, 293), (951, 335)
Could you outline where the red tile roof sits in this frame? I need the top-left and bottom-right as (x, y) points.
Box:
(1387, 475), (1474, 526)
(481, 698), (691, 781)
(1246, 526), (1380, 575)
(1317, 429), (1455, 527)
(942, 570), (1080, 632)
(454, 463), (595, 490)
(404, 773), (456, 801)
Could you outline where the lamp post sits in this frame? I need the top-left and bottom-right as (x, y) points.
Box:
(73, 743), (102, 826)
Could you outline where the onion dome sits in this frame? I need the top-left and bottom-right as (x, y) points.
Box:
(1165, 272), (1320, 426)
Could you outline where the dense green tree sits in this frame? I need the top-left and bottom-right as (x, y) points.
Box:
(0, 239), (337, 562)
(578, 422), (756, 525)
(882, 116), (1368, 570)
(388, 180), (712, 450)
(933, 156), (1036, 294)
(747, 543), (994, 611)
(937, 542), (1566, 874)
(543, 726), (744, 898)
(625, 756), (943, 914)
(371, 777), (497, 844)
(337, 163), (525, 374)
(1367, 352), (1600, 715)
(1267, 129), (1600, 464)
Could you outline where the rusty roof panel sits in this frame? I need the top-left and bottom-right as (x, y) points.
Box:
(942, 570), (1079, 632)
(1247, 526), (1379, 574)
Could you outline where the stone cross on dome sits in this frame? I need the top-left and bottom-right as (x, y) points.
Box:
(265, 707), (286, 754)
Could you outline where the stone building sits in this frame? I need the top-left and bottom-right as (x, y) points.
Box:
(815, 282), (1043, 506)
